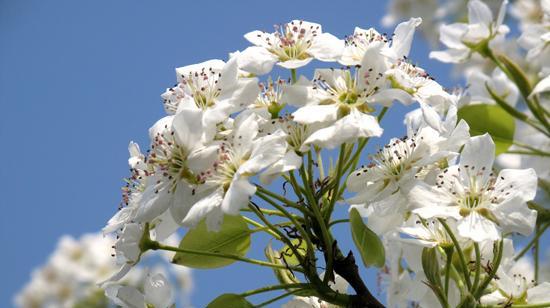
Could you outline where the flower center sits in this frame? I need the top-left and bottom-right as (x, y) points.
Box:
(371, 136), (418, 179)
(148, 127), (200, 193)
(264, 21), (318, 61)
(179, 67), (222, 110)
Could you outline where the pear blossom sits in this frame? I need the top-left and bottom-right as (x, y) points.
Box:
(340, 17), (422, 66)
(430, 0), (510, 63)
(398, 215), (456, 248)
(162, 56), (259, 125)
(411, 134), (538, 242)
(516, 0), (550, 65)
(466, 67), (519, 106)
(283, 273), (348, 308)
(14, 233), (150, 308)
(103, 142), (148, 234)
(284, 44), (412, 149)
(181, 113), (288, 230)
(240, 20), (344, 75)
(481, 258), (550, 306)
(105, 271), (174, 308)
(257, 114), (313, 184)
(101, 223), (146, 285)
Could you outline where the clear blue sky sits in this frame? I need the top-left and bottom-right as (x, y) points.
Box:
(0, 0), (464, 307)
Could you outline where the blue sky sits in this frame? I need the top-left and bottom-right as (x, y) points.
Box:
(0, 0), (465, 307)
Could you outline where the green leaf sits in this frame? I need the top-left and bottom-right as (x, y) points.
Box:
(280, 239), (307, 266)
(206, 293), (254, 308)
(172, 215), (251, 269)
(349, 208), (385, 268)
(458, 104), (515, 155)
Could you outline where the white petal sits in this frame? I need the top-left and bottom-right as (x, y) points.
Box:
(457, 212), (500, 242)
(303, 111), (382, 149)
(429, 49), (469, 63)
(277, 58), (313, 69)
(244, 30), (271, 48)
(175, 59), (225, 82)
(172, 108), (205, 150)
(144, 273), (173, 308)
(105, 284), (145, 308)
(493, 196), (537, 236)
(408, 182), (455, 211)
(459, 134), (495, 183)
(181, 187), (224, 229)
(260, 151), (303, 184)
(528, 282), (550, 303)
(391, 17), (422, 59)
(494, 168), (538, 203)
(308, 32), (344, 62)
(480, 290), (508, 305)
(369, 88), (413, 106)
(237, 46), (277, 75)
(280, 76), (316, 107)
(292, 104), (339, 124)
(240, 130), (287, 175)
(468, 0), (494, 25)
(221, 178), (256, 215)
(439, 23), (469, 49)
(530, 75), (550, 98)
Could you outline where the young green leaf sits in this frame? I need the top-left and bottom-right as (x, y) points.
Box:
(349, 208), (385, 268)
(172, 215), (251, 269)
(206, 293), (254, 308)
(457, 104), (515, 155)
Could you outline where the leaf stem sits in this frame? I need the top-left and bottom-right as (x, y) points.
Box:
(438, 219), (472, 290)
(153, 243), (303, 272)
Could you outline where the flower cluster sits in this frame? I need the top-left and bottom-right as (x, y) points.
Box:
(14, 232), (192, 308)
(97, 4), (549, 307)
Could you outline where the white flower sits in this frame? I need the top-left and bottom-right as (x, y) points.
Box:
(398, 215), (456, 248)
(181, 113), (288, 230)
(162, 56), (259, 124)
(13, 233), (168, 308)
(284, 44), (412, 149)
(240, 20), (344, 75)
(382, 0), (440, 44)
(130, 109), (219, 238)
(101, 223), (146, 285)
(385, 59), (449, 104)
(105, 271), (173, 308)
(411, 134), (538, 242)
(340, 18), (421, 66)
(481, 258), (550, 306)
(516, 0), (550, 66)
(283, 273), (348, 308)
(466, 67), (519, 106)
(430, 0), (509, 63)
(257, 114), (313, 184)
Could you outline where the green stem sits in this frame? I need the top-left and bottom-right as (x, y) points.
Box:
(153, 243), (302, 272)
(534, 224), (540, 283)
(506, 150), (550, 157)
(514, 222), (550, 261)
(329, 219), (350, 227)
(241, 207), (288, 218)
(255, 191), (316, 261)
(290, 69), (297, 84)
(240, 283), (309, 297)
(247, 203), (309, 271)
(326, 144), (346, 216)
(255, 289), (304, 307)
(471, 243), (481, 294)
(443, 247), (454, 297)
(474, 240), (504, 299)
(439, 219), (472, 290)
